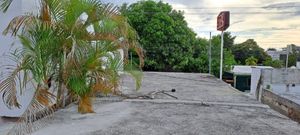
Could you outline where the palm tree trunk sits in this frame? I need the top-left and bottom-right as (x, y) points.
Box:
(78, 94), (94, 114)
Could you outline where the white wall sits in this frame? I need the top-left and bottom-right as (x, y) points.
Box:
(250, 68), (261, 95)
(297, 62), (300, 69)
(253, 68), (300, 101)
(0, 0), (37, 117)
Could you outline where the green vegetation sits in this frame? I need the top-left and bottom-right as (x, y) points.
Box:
(263, 58), (283, 68)
(121, 1), (196, 71)
(121, 0), (286, 75)
(287, 44), (300, 67)
(121, 0), (237, 76)
(231, 39), (270, 65)
(245, 56), (258, 66)
(0, 0), (143, 133)
(210, 34), (237, 76)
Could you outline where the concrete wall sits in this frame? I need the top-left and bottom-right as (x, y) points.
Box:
(252, 68), (300, 100)
(0, 0), (37, 117)
(261, 89), (300, 123)
(250, 68), (261, 95)
(261, 68), (300, 86)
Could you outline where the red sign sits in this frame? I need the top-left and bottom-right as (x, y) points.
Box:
(217, 11), (230, 31)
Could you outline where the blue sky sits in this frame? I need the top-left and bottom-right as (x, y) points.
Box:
(103, 0), (300, 49)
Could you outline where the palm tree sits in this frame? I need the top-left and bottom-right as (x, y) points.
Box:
(1, 0), (143, 134)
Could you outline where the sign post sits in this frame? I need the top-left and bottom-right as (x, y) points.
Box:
(220, 31), (224, 80)
(217, 11), (230, 80)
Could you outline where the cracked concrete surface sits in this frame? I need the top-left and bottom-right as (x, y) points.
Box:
(87, 102), (299, 135)
(1, 72), (300, 135)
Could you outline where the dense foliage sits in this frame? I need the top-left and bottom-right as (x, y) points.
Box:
(121, 1), (197, 71)
(121, 0), (237, 76)
(263, 58), (284, 68)
(287, 44), (300, 67)
(210, 34), (237, 76)
(231, 39), (270, 65)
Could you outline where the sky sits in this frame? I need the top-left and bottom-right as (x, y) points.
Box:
(103, 0), (300, 50)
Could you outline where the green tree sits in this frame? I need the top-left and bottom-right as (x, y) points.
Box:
(183, 38), (209, 73)
(263, 58), (283, 68)
(245, 56), (258, 66)
(286, 44), (300, 67)
(121, 0), (197, 71)
(212, 32), (236, 50)
(288, 53), (297, 67)
(210, 35), (237, 76)
(232, 39), (270, 64)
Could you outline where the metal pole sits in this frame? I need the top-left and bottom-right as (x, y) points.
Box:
(285, 45), (289, 69)
(285, 45), (290, 92)
(209, 32), (212, 74)
(220, 31), (224, 80)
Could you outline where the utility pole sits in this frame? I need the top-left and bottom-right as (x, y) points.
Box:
(209, 32), (212, 74)
(220, 31), (224, 80)
(285, 45), (290, 69)
(285, 45), (290, 92)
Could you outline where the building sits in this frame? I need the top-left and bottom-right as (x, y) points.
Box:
(251, 68), (300, 122)
(251, 68), (300, 97)
(266, 48), (287, 61)
(224, 66), (272, 92)
(266, 45), (300, 62)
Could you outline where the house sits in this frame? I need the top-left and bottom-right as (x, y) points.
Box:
(266, 45), (300, 63)
(266, 48), (287, 61)
(224, 66), (272, 92)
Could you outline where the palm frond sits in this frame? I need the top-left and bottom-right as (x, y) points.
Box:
(100, 53), (124, 93)
(124, 63), (143, 90)
(91, 79), (113, 95)
(40, 0), (51, 22)
(7, 85), (55, 135)
(0, 0), (13, 13)
(110, 15), (144, 68)
(85, 33), (118, 41)
(45, 0), (66, 22)
(3, 15), (35, 36)
(84, 2), (119, 26)
(0, 67), (21, 109)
